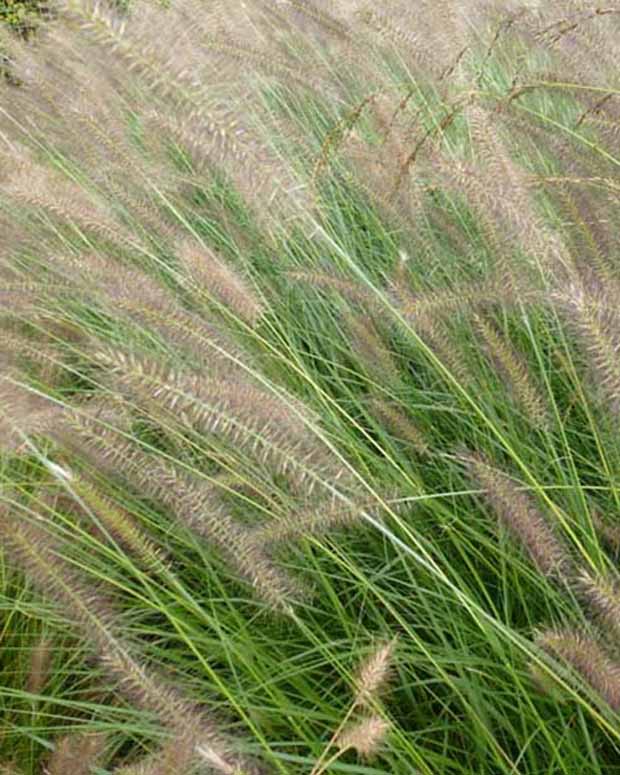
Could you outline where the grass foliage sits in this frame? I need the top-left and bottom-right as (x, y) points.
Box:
(2, 1), (620, 772)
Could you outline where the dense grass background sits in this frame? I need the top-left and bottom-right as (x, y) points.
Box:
(2, 1), (620, 773)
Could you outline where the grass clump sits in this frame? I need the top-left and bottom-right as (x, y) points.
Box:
(2, 1), (620, 773)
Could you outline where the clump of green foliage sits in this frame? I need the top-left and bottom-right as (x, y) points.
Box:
(1, 1), (620, 773)
(0, 0), (47, 37)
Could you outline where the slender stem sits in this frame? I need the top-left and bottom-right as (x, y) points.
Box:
(310, 700), (357, 775)
(312, 745), (350, 775)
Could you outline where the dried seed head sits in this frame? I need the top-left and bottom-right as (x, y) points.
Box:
(0, 376), (64, 455)
(176, 240), (265, 326)
(552, 279), (620, 417)
(25, 634), (53, 697)
(343, 311), (400, 387)
(254, 490), (399, 546)
(286, 270), (383, 312)
(354, 637), (397, 707)
(537, 628), (620, 711)
(68, 473), (169, 574)
(46, 732), (108, 775)
(336, 715), (390, 759)
(591, 511), (620, 557)
(473, 312), (550, 429)
(365, 397), (429, 455)
(460, 451), (572, 580)
(112, 732), (198, 775)
(576, 569), (620, 640)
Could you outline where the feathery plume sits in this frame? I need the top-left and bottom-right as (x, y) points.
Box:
(0, 324), (70, 385)
(310, 630), (398, 775)
(460, 451), (572, 579)
(353, 638), (398, 708)
(64, 470), (169, 574)
(312, 92), (380, 184)
(91, 343), (312, 443)
(355, 7), (449, 78)
(388, 261), (486, 385)
(25, 634), (53, 697)
(0, 375), (63, 455)
(175, 239), (264, 326)
(342, 311), (400, 387)
(389, 275), (487, 327)
(552, 278), (620, 416)
(390, 94), (470, 202)
(56, 0), (245, 160)
(335, 715), (390, 760)
(537, 628), (620, 711)
(576, 570), (620, 641)
(529, 661), (569, 702)
(414, 314), (474, 389)
(112, 733), (197, 774)
(467, 102), (570, 271)
(365, 397), (429, 455)
(46, 732), (108, 775)
(551, 180), (617, 289)
(262, 0), (351, 43)
(0, 267), (64, 319)
(43, 2), (309, 229)
(591, 511), (620, 557)
(254, 491), (398, 545)
(286, 269), (384, 312)
(192, 35), (321, 94)
(430, 147), (567, 288)
(1, 153), (141, 253)
(142, 108), (310, 228)
(336, 125), (425, 229)
(473, 312), (550, 428)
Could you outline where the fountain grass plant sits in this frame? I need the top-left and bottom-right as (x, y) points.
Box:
(2, 1), (620, 772)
